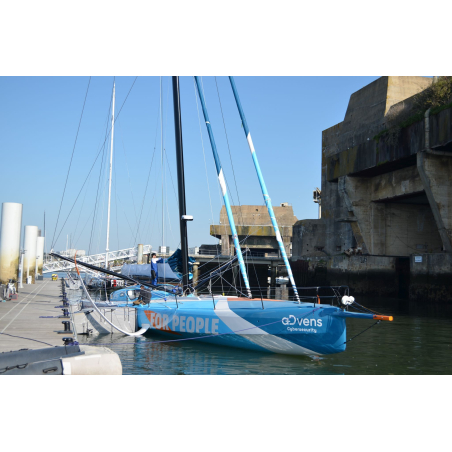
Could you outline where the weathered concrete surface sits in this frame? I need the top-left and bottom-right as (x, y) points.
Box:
(417, 152), (452, 251)
(292, 76), (452, 302)
(323, 76), (432, 159)
(410, 253), (452, 303)
(292, 220), (326, 258)
(292, 255), (404, 298)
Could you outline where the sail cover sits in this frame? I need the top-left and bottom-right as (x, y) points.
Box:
(166, 248), (195, 274)
(121, 263), (180, 282)
(121, 249), (194, 282)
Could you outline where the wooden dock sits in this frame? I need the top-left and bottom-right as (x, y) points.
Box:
(0, 279), (73, 353)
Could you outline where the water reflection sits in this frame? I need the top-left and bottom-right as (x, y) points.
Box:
(79, 297), (452, 375)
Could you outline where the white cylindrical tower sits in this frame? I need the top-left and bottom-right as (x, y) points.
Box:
(0, 203), (23, 286)
(36, 236), (45, 276)
(23, 225), (38, 284)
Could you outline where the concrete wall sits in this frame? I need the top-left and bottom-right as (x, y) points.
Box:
(410, 253), (452, 303)
(292, 220), (326, 258)
(292, 76), (452, 302)
(291, 255), (402, 298)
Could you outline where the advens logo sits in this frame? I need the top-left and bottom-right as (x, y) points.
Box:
(282, 315), (322, 333)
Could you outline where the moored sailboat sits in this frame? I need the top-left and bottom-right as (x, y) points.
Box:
(53, 76), (393, 355)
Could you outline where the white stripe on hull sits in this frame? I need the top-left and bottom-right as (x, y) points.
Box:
(214, 300), (316, 355)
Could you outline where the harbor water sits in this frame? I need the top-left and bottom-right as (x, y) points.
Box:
(78, 297), (452, 375)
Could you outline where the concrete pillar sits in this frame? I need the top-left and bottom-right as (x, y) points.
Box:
(282, 236), (291, 256)
(275, 284), (289, 300)
(137, 244), (143, 264)
(417, 152), (452, 252)
(338, 176), (370, 254)
(192, 262), (199, 294)
(0, 203), (23, 286)
(269, 261), (278, 299)
(23, 226), (38, 284)
(221, 235), (232, 255)
(36, 237), (45, 276)
(370, 203), (386, 254)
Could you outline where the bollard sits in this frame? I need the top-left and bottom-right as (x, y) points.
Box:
(62, 337), (78, 346)
(58, 321), (73, 334)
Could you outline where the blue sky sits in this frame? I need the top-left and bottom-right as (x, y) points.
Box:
(0, 76), (381, 254)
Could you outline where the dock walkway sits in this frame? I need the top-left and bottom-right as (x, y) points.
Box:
(0, 279), (69, 353)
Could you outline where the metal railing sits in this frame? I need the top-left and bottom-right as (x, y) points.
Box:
(190, 250), (291, 259)
(42, 245), (152, 273)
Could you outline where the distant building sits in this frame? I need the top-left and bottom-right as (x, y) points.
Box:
(210, 204), (297, 256)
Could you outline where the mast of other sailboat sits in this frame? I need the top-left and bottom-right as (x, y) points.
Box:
(105, 82), (116, 269)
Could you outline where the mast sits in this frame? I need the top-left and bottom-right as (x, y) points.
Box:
(105, 82), (116, 269)
(194, 76), (252, 298)
(172, 76), (190, 292)
(43, 211), (46, 263)
(160, 77), (164, 255)
(229, 76), (300, 302)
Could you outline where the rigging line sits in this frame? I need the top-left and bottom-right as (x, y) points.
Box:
(113, 153), (120, 251)
(112, 190), (136, 238)
(199, 76), (243, 294)
(133, 89), (161, 244)
(193, 78), (215, 230)
(74, 203), (97, 248)
(72, 161), (94, 242)
(164, 149), (178, 201)
(88, 86), (114, 254)
(194, 77), (224, 293)
(161, 76), (165, 251)
(94, 148), (110, 255)
(214, 76), (245, 227)
(51, 76), (91, 249)
(0, 332), (54, 348)
(145, 199), (158, 248)
(164, 173), (176, 250)
(141, 162), (162, 244)
(88, 140), (108, 255)
(210, 79), (268, 293)
(215, 79), (268, 296)
(54, 77), (138, 250)
(133, 135), (158, 245)
(117, 121), (139, 227)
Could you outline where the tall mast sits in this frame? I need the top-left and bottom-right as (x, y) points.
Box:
(105, 81), (116, 268)
(194, 76), (252, 298)
(229, 76), (300, 302)
(160, 77), (164, 253)
(172, 76), (190, 292)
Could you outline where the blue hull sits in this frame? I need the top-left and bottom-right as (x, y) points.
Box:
(133, 297), (349, 356)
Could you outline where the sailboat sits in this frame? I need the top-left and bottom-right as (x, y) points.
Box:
(52, 76), (393, 355)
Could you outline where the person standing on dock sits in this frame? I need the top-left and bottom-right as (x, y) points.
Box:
(150, 253), (159, 286)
